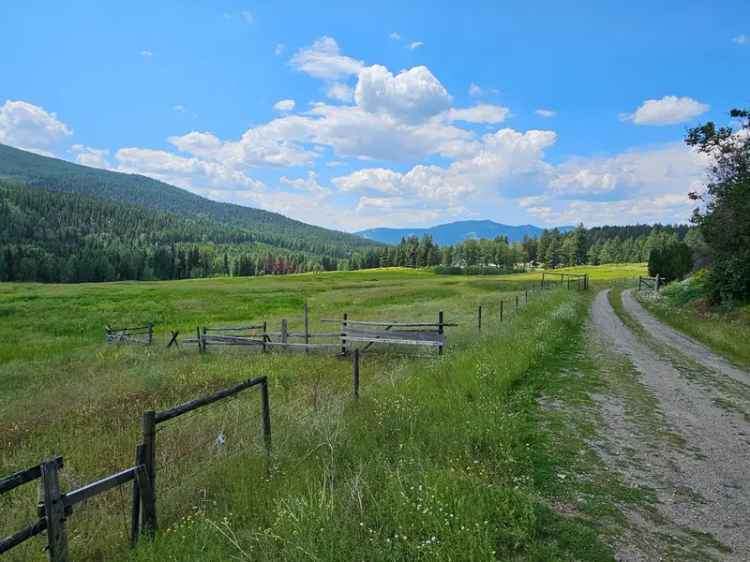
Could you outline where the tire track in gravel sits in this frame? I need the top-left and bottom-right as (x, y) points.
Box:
(590, 289), (750, 561)
(621, 289), (750, 387)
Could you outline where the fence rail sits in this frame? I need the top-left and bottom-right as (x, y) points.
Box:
(0, 456), (146, 561)
(0, 376), (273, 561)
(106, 322), (154, 346)
(638, 275), (661, 292)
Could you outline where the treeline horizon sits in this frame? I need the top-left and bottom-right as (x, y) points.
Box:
(1, 178), (692, 283)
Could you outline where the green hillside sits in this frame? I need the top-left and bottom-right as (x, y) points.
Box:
(0, 143), (378, 257)
(0, 179), (360, 282)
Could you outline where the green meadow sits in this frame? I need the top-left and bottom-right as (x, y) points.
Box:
(1, 265), (645, 561)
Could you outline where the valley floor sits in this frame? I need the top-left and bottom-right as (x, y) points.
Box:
(5, 265), (750, 561)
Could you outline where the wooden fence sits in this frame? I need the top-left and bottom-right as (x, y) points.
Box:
(0, 456), (148, 562)
(637, 274), (661, 292)
(540, 272), (589, 290)
(0, 377), (272, 561)
(105, 323), (153, 345)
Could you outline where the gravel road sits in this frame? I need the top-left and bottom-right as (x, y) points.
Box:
(621, 289), (750, 386)
(590, 289), (750, 561)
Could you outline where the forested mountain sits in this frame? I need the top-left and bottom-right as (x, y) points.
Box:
(0, 143), (377, 257)
(0, 180), (349, 282)
(357, 220), (574, 245)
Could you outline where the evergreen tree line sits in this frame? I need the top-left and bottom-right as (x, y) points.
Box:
(0, 181), (364, 282)
(0, 179), (698, 284)
(340, 223), (690, 273)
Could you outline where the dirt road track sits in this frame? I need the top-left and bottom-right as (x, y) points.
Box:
(590, 290), (750, 561)
(621, 289), (750, 386)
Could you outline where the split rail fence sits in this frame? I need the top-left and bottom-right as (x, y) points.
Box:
(0, 377), (272, 562)
(105, 323), (153, 345)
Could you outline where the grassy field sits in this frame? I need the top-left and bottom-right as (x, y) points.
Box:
(0, 265), (645, 561)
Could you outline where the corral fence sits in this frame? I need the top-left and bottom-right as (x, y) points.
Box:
(540, 271), (589, 290)
(0, 377), (272, 562)
(105, 322), (153, 345)
(637, 274), (661, 292)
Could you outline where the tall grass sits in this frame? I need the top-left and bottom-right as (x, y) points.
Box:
(0, 267), (619, 560)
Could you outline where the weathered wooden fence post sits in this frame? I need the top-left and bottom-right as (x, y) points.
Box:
(341, 312), (348, 355)
(304, 302), (310, 353)
(262, 321), (268, 353)
(147, 322), (153, 345)
(202, 327), (208, 353)
(515, 295), (519, 311)
(656, 274), (661, 292)
(281, 319), (288, 350)
(260, 378), (272, 453)
(196, 327), (203, 353)
(477, 305), (482, 331)
(40, 458), (68, 562)
(141, 411), (157, 536)
(352, 348), (360, 399)
(438, 311), (444, 355)
(525, 289), (528, 305)
(130, 444), (145, 547)
(500, 300), (504, 322)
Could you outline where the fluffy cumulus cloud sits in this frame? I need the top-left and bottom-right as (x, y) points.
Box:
(326, 82), (354, 102)
(535, 109), (556, 118)
(355, 65), (452, 122)
(273, 99), (296, 112)
(115, 147), (264, 192)
(290, 36), (363, 80)
(0, 100), (72, 152)
(620, 95), (709, 126)
(71, 144), (111, 168)
(334, 128), (557, 210)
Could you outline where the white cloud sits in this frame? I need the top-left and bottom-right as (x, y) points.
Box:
(273, 99), (296, 112)
(550, 143), (707, 198)
(241, 10), (254, 24)
(408, 41), (424, 50)
(290, 36), (363, 80)
(0, 100), (72, 151)
(140, 49), (153, 58)
(274, 43), (285, 56)
(620, 95), (709, 126)
(334, 128), (557, 206)
(71, 145), (111, 168)
(355, 65), (452, 122)
(115, 147), (264, 192)
(535, 109), (556, 118)
(390, 32), (401, 40)
(468, 83), (483, 97)
(326, 82), (354, 102)
(445, 104), (510, 124)
(732, 34), (748, 45)
(280, 171), (328, 193)
(549, 169), (617, 195)
(169, 126), (313, 167)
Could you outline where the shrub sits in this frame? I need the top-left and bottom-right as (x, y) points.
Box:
(648, 241), (692, 283)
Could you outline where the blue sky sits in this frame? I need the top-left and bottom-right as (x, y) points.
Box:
(1, 1), (748, 231)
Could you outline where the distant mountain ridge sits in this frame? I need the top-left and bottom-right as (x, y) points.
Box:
(357, 220), (573, 245)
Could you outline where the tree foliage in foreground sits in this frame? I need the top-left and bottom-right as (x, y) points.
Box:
(686, 109), (750, 303)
